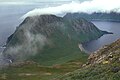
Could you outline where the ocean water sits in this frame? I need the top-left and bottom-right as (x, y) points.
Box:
(83, 21), (120, 53)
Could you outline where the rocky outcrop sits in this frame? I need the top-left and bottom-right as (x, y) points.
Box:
(87, 39), (120, 65)
(59, 39), (120, 80)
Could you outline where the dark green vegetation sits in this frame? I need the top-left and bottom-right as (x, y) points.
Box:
(0, 36), (119, 80)
(3, 14), (106, 66)
(64, 12), (120, 22)
(59, 39), (120, 80)
(0, 14), (118, 80)
(0, 56), (88, 80)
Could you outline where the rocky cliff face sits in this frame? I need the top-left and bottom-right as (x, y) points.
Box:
(87, 39), (120, 65)
(3, 14), (106, 65)
(60, 39), (120, 80)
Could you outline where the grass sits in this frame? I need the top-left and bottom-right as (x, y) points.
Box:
(58, 39), (120, 80)
(0, 55), (88, 80)
(4, 16), (104, 66)
(28, 29), (89, 66)
(59, 63), (120, 80)
(1, 15), (107, 80)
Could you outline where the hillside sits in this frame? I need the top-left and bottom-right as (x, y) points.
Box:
(64, 12), (120, 22)
(0, 33), (118, 80)
(2, 14), (107, 66)
(59, 39), (120, 80)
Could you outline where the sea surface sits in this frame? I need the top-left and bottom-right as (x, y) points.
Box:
(83, 21), (120, 53)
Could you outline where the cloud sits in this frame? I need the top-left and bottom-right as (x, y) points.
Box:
(22, 0), (120, 18)
(4, 30), (49, 61)
(0, 0), (74, 5)
(0, 0), (76, 2)
(0, 31), (48, 66)
(0, 2), (29, 5)
(3, 18), (51, 61)
(0, 0), (61, 1)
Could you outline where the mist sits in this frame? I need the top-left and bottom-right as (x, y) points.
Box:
(4, 30), (49, 62)
(0, 31), (49, 68)
(22, 0), (120, 18)
(2, 16), (51, 63)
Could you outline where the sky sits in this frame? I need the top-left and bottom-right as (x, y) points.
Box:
(0, 0), (89, 3)
(0, 0), (90, 5)
(0, 0), (120, 18)
(0, 0), (88, 2)
(0, 0), (71, 1)
(22, 0), (120, 18)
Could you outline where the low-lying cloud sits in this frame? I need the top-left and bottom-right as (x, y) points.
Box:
(22, 0), (120, 18)
(4, 30), (49, 61)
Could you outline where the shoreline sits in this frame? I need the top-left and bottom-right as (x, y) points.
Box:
(91, 19), (120, 22)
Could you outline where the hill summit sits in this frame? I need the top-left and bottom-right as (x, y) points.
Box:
(3, 14), (108, 66)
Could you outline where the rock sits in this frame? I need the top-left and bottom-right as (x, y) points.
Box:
(86, 39), (120, 66)
(102, 61), (109, 64)
(111, 66), (120, 73)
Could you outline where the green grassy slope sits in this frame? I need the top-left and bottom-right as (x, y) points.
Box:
(0, 15), (112, 80)
(0, 56), (88, 80)
(59, 39), (120, 80)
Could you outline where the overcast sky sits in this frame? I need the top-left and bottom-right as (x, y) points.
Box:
(0, 0), (119, 18)
(22, 0), (120, 18)
(0, 0), (91, 5)
(0, 0), (71, 1)
(0, 0), (93, 6)
(0, 0), (89, 2)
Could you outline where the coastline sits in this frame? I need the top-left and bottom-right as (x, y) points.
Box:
(91, 19), (120, 22)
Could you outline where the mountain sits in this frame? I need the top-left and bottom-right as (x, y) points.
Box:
(64, 12), (120, 22)
(3, 14), (107, 66)
(59, 39), (120, 80)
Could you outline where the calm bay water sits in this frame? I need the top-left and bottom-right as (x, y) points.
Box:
(83, 21), (120, 53)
